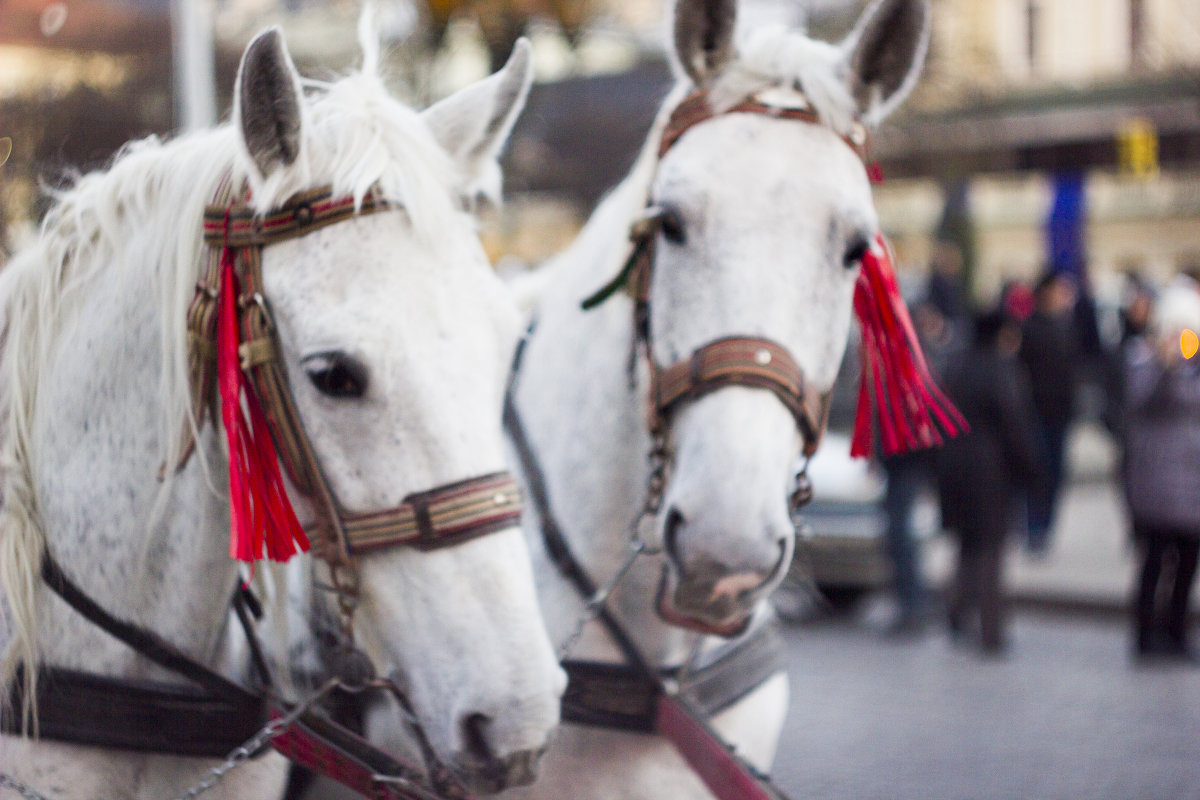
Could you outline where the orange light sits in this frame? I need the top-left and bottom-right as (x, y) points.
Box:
(1182, 329), (1198, 359)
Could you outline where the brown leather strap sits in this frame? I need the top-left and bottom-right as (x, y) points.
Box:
(653, 337), (830, 456)
(186, 175), (525, 566)
(4, 666), (267, 758)
(202, 187), (391, 249)
(659, 90), (869, 162)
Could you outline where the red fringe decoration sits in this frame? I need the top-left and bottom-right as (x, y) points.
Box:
(217, 251), (310, 563)
(850, 235), (968, 459)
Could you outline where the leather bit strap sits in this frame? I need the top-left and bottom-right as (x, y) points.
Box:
(653, 336), (831, 456)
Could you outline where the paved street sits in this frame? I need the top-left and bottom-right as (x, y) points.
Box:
(771, 612), (1200, 800)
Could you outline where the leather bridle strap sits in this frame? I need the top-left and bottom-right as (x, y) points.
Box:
(188, 177), (525, 567)
(659, 90), (869, 161)
(653, 336), (831, 457)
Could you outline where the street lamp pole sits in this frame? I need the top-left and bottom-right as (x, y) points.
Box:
(171, 0), (217, 132)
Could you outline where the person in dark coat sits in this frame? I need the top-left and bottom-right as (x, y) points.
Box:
(1018, 271), (1079, 555)
(1122, 281), (1200, 663)
(935, 309), (1046, 655)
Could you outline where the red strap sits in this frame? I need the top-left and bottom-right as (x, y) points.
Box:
(270, 707), (453, 800)
(655, 694), (790, 800)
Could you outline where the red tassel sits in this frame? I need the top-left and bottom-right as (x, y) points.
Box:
(217, 250), (310, 563)
(850, 235), (968, 459)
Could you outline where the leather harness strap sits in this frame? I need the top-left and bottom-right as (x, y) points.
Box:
(2, 553), (267, 758)
(653, 336), (831, 457)
(560, 621), (784, 733)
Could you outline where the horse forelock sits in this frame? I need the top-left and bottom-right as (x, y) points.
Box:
(711, 25), (858, 137)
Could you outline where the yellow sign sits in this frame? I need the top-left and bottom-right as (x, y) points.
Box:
(1182, 329), (1198, 359)
(1118, 118), (1159, 178)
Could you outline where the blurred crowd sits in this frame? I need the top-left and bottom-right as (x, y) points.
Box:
(873, 245), (1200, 664)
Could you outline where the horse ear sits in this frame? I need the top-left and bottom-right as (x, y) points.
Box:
(235, 27), (305, 181)
(672, 0), (737, 87)
(840, 0), (931, 125)
(421, 38), (533, 204)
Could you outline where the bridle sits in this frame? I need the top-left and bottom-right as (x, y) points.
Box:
(580, 88), (872, 546)
(5, 173), (529, 800)
(183, 173), (524, 646)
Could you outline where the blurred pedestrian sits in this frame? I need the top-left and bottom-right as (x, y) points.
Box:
(1018, 271), (1079, 556)
(1122, 279), (1200, 664)
(1102, 272), (1155, 440)
(935, 308), (1046, 656)
(878, 296), (955, 637)
(925, 240), (970, 349)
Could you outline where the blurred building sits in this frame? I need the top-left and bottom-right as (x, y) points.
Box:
(872, 0), (1200, 302)
(3, 0), (1198, 298)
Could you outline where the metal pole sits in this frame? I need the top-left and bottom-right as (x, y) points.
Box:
(171, 0), (217, 132)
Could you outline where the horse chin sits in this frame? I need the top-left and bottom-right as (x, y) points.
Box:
(449, 748), (545, 795)
(654, 565), (754, 638)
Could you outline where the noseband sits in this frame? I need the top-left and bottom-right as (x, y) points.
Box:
(183, 173), (523, 638)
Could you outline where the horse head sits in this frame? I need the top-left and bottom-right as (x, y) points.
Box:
(644, 0), (931, 634)
(233, 30), (562, 793)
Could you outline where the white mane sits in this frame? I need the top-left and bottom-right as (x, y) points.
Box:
(714, 25), (860, 133)
(0, 67), (465, 698)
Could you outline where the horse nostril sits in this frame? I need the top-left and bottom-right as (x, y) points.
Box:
(461, 712), (494, 763)
(663, 506), (686, 569)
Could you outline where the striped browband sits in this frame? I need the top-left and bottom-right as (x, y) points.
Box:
(185, 175), (523, 563)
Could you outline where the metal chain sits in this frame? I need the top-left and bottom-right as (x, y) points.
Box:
(169, 678), (339, 800)
(557, 537), (646, 661)
(557, 424), (672, 661)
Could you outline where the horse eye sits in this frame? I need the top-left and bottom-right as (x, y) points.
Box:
(302, 352), (368, 399)
(660, 208), (686, 246)
(843, 237), (870, 268)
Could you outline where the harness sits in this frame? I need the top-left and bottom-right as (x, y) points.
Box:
(4, 175), (527, 800)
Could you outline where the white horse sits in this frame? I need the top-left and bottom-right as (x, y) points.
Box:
(503, 0), (930, 797)
(0, 25), (563, 800)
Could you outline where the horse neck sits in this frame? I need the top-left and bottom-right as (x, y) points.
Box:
(516, 173), (698, 666)
(29, 222), (240, 680)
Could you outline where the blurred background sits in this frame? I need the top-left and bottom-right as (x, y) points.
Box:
(4, 2), (1200, 796)
(3, 0), (1199, 297)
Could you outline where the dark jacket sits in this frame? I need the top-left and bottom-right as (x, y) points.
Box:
(1019, 311), (1077, 425)
(935, 347), (1046, 541)
(1122, 337), (1200, 534)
